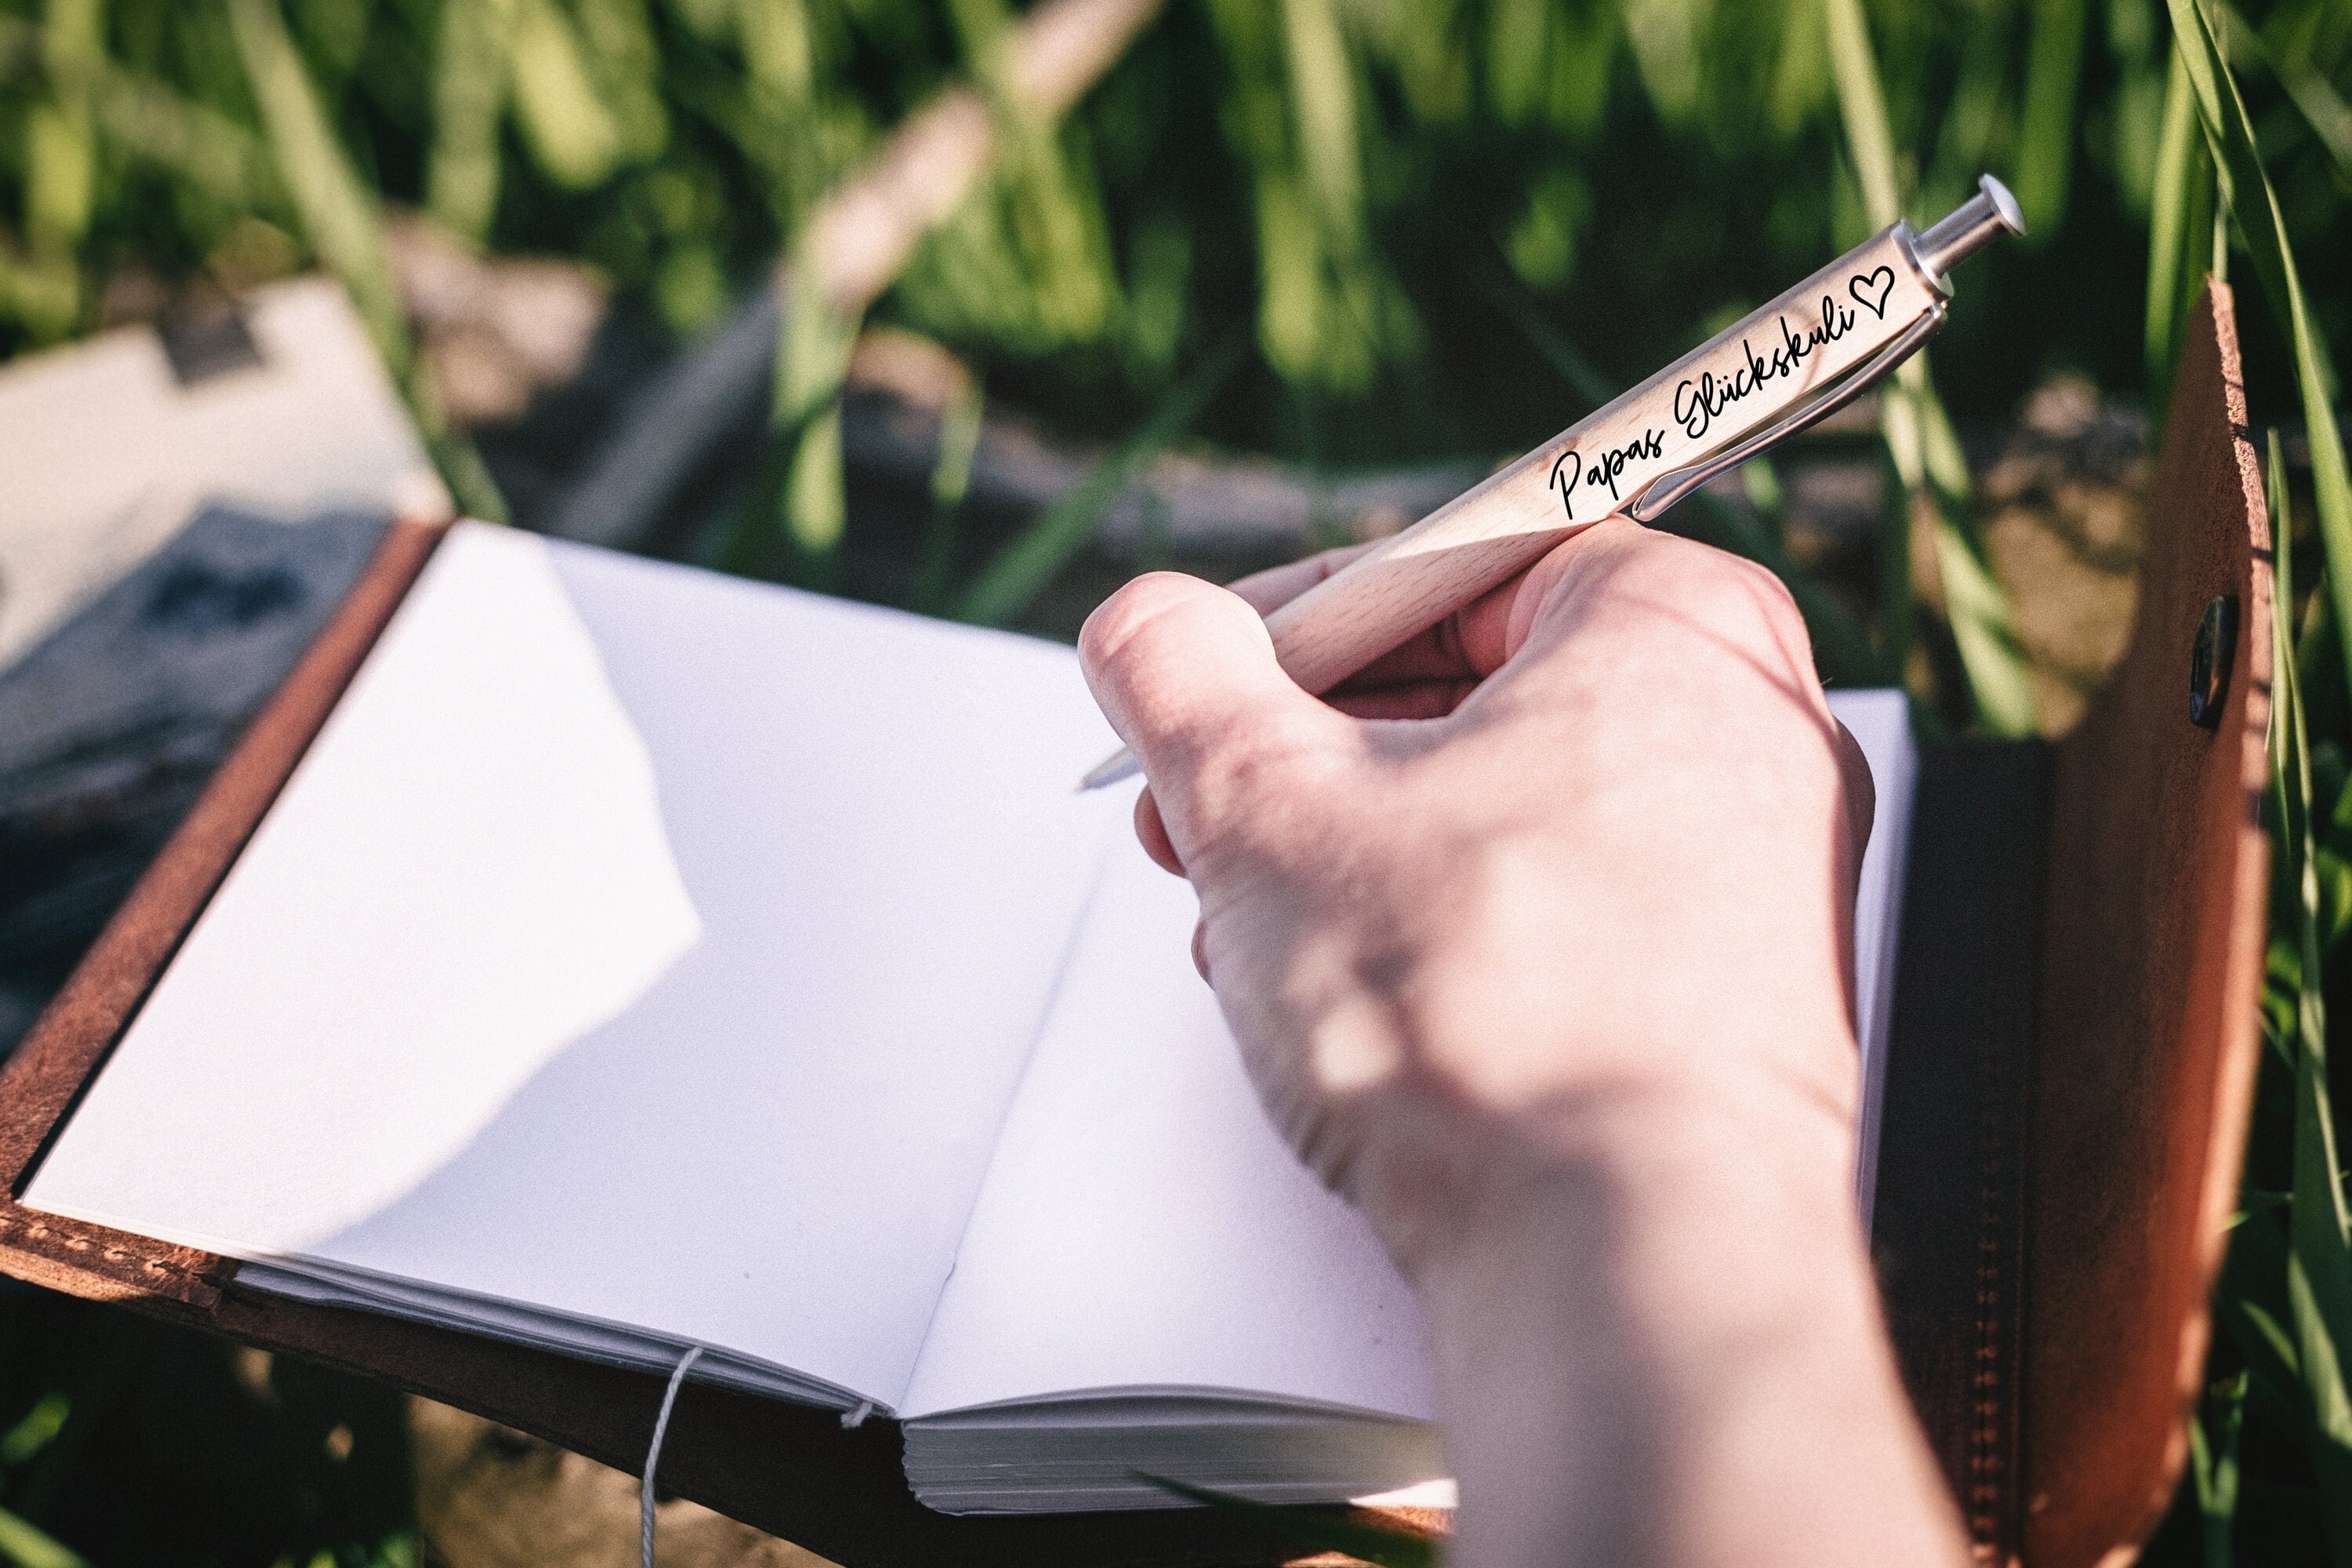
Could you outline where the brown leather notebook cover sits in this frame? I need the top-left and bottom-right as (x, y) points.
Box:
(0, 280), (2271, 1566)
(1868, 278), (2273, 1566)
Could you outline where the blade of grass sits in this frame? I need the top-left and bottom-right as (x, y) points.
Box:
(2222, 1203), (2308, 1400)
(2167, 0), (2352, 707)
(0, 12), (270, 209)
(916, 371), (985, 612)
(507, 0), (625, 189)
(2190, 1371), (2249, 1567)
(226, 0), (406, 376)
(949, 0), (1117, 345)
(771, 254), (859, 555)
(2013, 0), (2090, 237)
(1827, 0), (2038, 734)
(91, 60), (271, 207)
(229, 0), (509, 521)
(1910, 366), (2040, 733)
(2271, 50), (2352, 177)
(735, 0), (1160, 564)
(1282, 0), (1407, 394)
(0, 1396), (69, 1469)
(1134, 1472), (1439, 1568)
(1915, 480), (2040, 731)
(953, 332), (1244, 626)
(1486, 0), (1546, 125)
(2147, 42), (2215, 416)
(1822, 0), (1900, 230)
(573, 0), (668, 163)
(1622, 0), (1703, 125)
(2227, 2), (2352, 178)
(424, 0), (511, 240)
(0, 1508), (85, 1568)
(2263, 426), (2352, 1563)
(1281, 0), (1361, 255)
(27, 0), (100, 254)
(1921, 0), (2014, 217)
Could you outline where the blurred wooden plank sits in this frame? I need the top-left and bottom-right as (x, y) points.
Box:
(0, 278), (446, 666)
(0, 509), (391, 1049)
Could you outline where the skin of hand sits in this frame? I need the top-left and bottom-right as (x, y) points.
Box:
(1076, 519), (1968, 1568)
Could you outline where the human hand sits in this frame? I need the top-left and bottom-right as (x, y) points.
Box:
(1079, 519), (1873, 1261)
(1078, 520), (1963, 1568)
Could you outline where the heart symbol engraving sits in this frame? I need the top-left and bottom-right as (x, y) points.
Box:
(1849, 265), (1896, 321)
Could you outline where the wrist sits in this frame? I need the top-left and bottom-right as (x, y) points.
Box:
(1352, 1066), (1860, 1295)
(1365, 1082), (1963, 1568)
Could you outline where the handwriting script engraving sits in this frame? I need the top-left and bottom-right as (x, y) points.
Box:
(1670, 268), (1907, 444)
(1546, 262), (1911, 525)
(1549, 427), (1666, 521)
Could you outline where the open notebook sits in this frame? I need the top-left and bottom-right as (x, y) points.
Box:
(17, 522), (1915, 1513)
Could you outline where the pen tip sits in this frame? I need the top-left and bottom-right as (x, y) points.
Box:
(1077, 749), (1142, 792)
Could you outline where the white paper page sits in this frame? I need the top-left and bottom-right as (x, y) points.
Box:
(899, 832), (1439, 1421)
(1831, 688), (1918, 1219)
(26, 522), (1127, 1404)
(903, 689), (1913, 1418)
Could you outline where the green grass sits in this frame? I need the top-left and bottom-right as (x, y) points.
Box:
(0, 1287), (413, 1568)
(1, 0), (2351, 1561)
(2158, 1), (2352, 1559)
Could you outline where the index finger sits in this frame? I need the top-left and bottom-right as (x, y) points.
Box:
(1229, 539), (1547, 691)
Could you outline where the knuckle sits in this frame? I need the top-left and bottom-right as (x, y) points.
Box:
(1653, 537), (1808, 641)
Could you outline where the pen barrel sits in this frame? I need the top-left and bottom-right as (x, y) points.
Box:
(1264, 222), (1944, 696)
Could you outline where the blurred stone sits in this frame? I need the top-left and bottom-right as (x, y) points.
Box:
(847, 326), (973, 411)
(2019, 376), (2104, 441)
(1979, 375), (2152, 735)
(1779, 458), (1886, 565)
(412, 1399), (837, 1568)
(389, 218), (609, 428)
(427, 324), (547, 430)
(95, 266), (171, 331)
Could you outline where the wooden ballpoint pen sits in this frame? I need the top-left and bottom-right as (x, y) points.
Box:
(1077, 172), (2026, 792)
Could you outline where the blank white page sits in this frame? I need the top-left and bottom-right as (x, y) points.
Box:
(1833, 688), (1918, 1219)
(903, 688), (1914, 1418)
(26, 523), (1127, 1405)
(900, 833), (1438, 1421)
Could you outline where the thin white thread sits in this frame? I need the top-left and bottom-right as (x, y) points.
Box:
(642, 1345), (704, 1568)
(840, 1399), (874, 1428)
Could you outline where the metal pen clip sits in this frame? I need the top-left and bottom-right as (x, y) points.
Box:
(1626, 171), (2021, 524)
(1624, 304), (1943, 522)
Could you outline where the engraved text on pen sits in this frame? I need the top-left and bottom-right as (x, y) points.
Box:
(1544, 265), (1902, 525)
(1549, 426), (1665, 522)
(1670, 273), (1886, 443)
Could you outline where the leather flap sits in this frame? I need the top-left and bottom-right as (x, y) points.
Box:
(2020, 279), (2274, 1567)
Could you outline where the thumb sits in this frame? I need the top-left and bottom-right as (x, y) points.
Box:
(1079, 572), (1342, 839)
